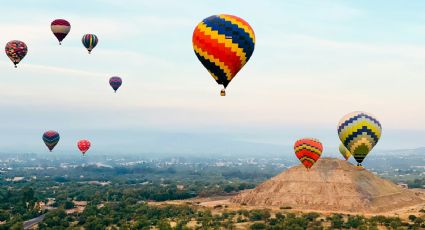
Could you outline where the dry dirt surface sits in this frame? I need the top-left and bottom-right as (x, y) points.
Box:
(230, 158), (425, 214)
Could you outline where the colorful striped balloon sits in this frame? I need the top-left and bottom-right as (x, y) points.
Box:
(42, 130), (60, 152)
(109, 76), (122, 92)
(192, 14), (255, 95)
(337, 111), (382, 166)
(5, 40), (28, 68)
(51, 19), (71, 45)
(294, 138), (323, 169)
(82, 34), (98, 54)
(338, 143), (351, 161)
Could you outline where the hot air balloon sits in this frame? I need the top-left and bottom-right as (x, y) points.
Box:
(337, 111), (382, 167)
(51, 19), (71, 45)
(77, 139), (91, 155)
(42, 130), (60, 152)
(82, 34), (98, 54)
(338, 143), (351, 161)
(5, 40), (27, 68)
(109, 76), (122, 93)
(192, 14), (255, 96)
(294, 138), (323, 169)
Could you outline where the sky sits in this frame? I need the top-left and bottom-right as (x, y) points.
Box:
(1, 0), (425, 156)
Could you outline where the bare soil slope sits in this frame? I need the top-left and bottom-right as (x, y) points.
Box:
(231, 158), (425, 213)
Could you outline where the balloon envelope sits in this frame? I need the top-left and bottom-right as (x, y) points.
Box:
(109, 76), (122, 92)
(42, 130), (60, 151)
(294, 138), (323, 169)
(77, 139), (91, 154)
(5, 40), (27, 67)
(82, 34), (98, 53)
(337, 111), (382, 165)
(51, 19), (71, 44)
(192, 14), (255, 90)
(338, 143), (351, 160)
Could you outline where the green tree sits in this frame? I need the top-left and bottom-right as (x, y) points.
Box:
(275, 212), (285, 220)
(303, 212), (320, 221)
(0, 210), (10, 222)
(10, 222), (23, 230)
(39, 209), (69, 229)
(249, 209), (270, 221)
(409, 215), (417, 222)
(389, 218), (402, 229)
(157, 220), (172, 230)
(133, 217), (150, 229)
(63, 200), (75, 209)
(415, 217), (424, 226)
(21, 187), (35, 203)
(250, 223), (266, 230)
(345, 215), (365, 228)
(328, 214), (344, 229)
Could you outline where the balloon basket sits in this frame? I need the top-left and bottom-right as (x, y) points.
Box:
(356, 165), (365, 170)
(220, 89), (226, 96)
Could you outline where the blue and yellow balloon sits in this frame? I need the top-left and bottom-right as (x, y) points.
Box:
(337, 111), (382, 167)
(338, 143), (351, 161)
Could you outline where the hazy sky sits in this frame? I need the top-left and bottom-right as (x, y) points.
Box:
(1, 0), (425, 155)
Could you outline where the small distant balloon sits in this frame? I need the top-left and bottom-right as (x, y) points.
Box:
(42, 130), (60, 152)
(294, 138), (323, 169)
(51, 19), (71, 45)
(77, 139), (91, 155)
(5, 40), (28, 68)
(109, 76), (122, 93)
(192, 14), (255, 96)
(338, 143), (351, 161)
(82, 34), (98, 54)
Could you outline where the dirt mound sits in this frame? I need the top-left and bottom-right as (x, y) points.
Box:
(231, 158), (425, 213)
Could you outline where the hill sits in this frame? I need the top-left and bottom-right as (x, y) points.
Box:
(231, 158), (425, 213)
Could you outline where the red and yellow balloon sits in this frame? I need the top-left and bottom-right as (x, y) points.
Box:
(294, 138), (323, 169)
(193, 14), (255, 96)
